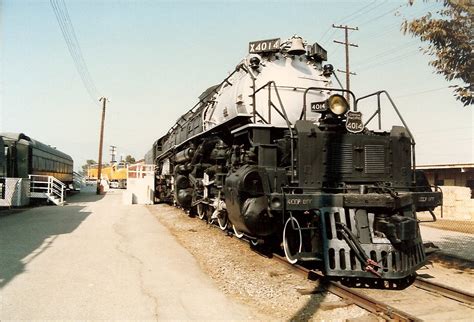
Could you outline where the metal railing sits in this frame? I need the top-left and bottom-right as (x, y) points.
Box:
(252, 81), (297, 182)
(29, 174), (65, 205)
(127, 164), (155, 179)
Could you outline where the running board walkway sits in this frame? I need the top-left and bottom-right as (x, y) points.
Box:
(29, 174), (65, 206)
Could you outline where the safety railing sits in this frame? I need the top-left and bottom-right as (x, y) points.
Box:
(252, 81), (297, 183)
(127, 164), (155, 179)
(29, 174), (65, 205)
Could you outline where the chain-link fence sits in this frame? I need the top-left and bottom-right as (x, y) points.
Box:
(418, 186), (473, 262)
(0, 177), (30, 207)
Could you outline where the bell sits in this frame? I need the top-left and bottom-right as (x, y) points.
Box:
(287, 37), (306, 56)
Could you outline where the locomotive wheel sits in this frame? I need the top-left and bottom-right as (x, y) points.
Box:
(232, 225), (244, 238)
(283, 216), (302, 264)
(197, 203), (206, 220)
(217, 211), (228, 230)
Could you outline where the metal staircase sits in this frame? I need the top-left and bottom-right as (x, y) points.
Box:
(29, 175), (65, 206)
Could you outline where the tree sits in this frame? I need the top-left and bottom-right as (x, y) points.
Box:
(81, 159), (97, 175)
(403, 0), (473, 106)
(125, 155), (136, 163)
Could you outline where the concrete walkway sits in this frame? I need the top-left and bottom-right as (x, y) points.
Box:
(0, 187), (256, 320)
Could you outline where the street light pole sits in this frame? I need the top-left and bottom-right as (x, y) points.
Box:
(97, 97), (107, 194)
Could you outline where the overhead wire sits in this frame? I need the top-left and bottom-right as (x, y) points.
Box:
(394, 86), (450, 99)
(58, 0), (100, 98)
(51, 0), (99, 102)
(322, 0), (386, 50)
(358, 47), (421, 71)
(56, 0), (100, 101)
(353, 2), (440, 42)
(352, 40), (421, 68)
(349, 3), (443, 73)
(342, 0), (389, 25)
(53, 1), (98, 101)
(356, 3), (408, 28)
(325, 1), (394, 58)
(320, 0), (377, 43)
(50, 0), (101, 104)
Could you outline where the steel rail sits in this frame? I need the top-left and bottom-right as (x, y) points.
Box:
(414, 277), (474, 306)
(272, 253), (421, 322)
(204, 215), (469, 320)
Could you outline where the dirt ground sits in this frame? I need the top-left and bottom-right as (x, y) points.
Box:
(147, 204), (375, 321)
(147, 204), (474, 320)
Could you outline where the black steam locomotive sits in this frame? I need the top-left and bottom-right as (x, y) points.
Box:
(145, 36), (442, 281)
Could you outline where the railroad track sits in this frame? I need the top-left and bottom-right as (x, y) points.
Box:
(239, 234), (473, 321)
(412, 277), (474, 305)
(272, 252), (474, 321)
(191, 212), (473, 320)
(272, 253), (420, 321)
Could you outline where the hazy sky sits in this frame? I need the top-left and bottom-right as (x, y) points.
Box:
(1, 0), (473, 170)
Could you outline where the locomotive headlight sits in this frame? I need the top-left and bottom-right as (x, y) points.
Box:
(327, 94), (349, 115)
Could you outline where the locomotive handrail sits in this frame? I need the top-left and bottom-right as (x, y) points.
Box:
(253, 81), (296, 183)
(253, 81), (293, 129)
(356, 90), (417, 183)
(356, 91), (415, 142)
(301, 87), (357, 120)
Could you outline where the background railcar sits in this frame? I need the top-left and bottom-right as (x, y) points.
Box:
(0, 137), (5, 178)
(1, 132), (73, 186)
(87, 162), (128, 188)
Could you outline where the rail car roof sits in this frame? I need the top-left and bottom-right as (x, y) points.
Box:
(0, 132), (73, 161)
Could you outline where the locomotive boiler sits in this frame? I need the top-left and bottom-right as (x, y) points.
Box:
(146, 36), (442, 281)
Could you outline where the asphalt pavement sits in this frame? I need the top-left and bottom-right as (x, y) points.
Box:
(0, 187), (256, 320)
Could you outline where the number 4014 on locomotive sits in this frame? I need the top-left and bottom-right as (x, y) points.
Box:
(145, 36), (442, 284)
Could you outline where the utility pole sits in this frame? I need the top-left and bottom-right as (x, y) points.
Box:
(97, 97), (108, 195)
(333, 24), (358, 102)
(110, 145), (117, 163)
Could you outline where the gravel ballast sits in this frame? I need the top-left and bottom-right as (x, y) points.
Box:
(147, 204), (372, 320)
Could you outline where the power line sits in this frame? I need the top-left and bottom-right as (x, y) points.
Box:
(322, 0), (385, 50)
(51, 0), (99, 102)
(58, 0), (100, 98)
(325, 1), (391, 55)
(50, 0), (101, 104)
(394, 86), (450, 99)
(352, 39), (420, 66)
(357, 3), (407, 28)
(356, 47), (420, 71)
(320, 0), (377, 43)
(51, 0), (92, 96)
(55, 0), (100, 100)
(353, 2), (440, 43)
